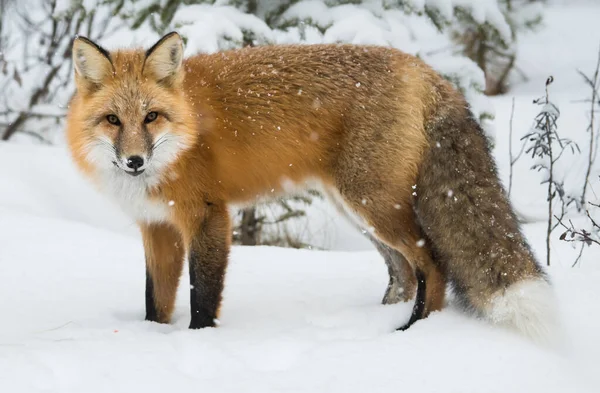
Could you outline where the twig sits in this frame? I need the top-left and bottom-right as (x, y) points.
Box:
(572, 243), (585, 267)
(16, 130), (53, 144)
(557, 214), (600, 247)
(262, 210), (306, 226)
(585, 208), (600, 229)
(32, 320), (74, 334)
(508, 97), (515, 197)
(0, 110), (64, 119)
(524, 76), (580, 265)
(545, 77), (555, 266)
(507, 97), (526, 197)
(579, 44), (600, 206)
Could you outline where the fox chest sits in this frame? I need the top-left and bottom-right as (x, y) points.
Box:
(118, 194), (170, 224)
(99, 173), (170, 223)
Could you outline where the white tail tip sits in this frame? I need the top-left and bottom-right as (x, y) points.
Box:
(486, 278), (561, 346)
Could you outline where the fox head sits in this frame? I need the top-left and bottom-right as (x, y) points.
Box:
(66, 32), (197, 185)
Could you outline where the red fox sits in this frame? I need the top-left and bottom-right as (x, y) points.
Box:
(66, 32), (558, 344)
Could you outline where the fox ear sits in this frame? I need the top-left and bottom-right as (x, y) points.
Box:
(143, 32), (184, 87)
(72, 36), (113, 89)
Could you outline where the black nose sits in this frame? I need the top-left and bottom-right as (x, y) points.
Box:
(126, 155), (144, 170)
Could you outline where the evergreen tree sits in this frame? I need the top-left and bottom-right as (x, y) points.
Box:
(450, 0), (544, 95)
(0, 0), (124, 142)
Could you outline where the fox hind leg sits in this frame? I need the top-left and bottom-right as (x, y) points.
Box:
(370, 237), (417, 305)
(323, 189), (416, 304)
(334, 189), (446, 329)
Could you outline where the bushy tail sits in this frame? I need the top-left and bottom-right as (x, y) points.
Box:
(414, 90), (560, 346)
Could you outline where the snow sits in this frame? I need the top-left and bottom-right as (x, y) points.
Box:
(1, 202), (599, 393)
(172, 5), (274, 54)
(53, 0), (75, 17)
(453, 0), (512, 42)
(2, 1), (600, 392)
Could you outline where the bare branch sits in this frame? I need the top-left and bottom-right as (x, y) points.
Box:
(572, 244), (585, 268)
(508, 97), (516, 198)
(580, 44), (600, 205)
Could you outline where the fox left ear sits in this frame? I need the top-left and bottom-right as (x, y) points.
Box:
(143, 32), (184, 87)
(72, 36), (114, 90)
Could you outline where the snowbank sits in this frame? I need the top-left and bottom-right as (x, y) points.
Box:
(1, 204), (599, 393)
(1, 2), (600, 392)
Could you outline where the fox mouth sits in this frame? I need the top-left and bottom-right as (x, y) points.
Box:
(126, 169), (145, 177)
(112, 161), (145, 176)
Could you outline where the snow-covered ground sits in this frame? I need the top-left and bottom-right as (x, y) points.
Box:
(1, 1), (600, 392)
(1, 204), (599, 393)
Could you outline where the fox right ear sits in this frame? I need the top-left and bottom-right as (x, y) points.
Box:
(143, 32), (184, 87)
(72, 36), (113, 89)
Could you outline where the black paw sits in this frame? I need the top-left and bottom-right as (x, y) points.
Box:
(189, 312), (217, 329)
(145, 312), (159, 323)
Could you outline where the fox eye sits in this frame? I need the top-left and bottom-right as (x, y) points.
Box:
(144, 111), (158, 124)
(106, 114), (121, 125)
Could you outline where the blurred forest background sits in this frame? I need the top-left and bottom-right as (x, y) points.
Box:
(1, 0), (599, 268)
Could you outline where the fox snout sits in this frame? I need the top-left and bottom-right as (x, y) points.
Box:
(116, 154), (147, 176)
(110, 125), (153, 176)
(88, 124), (186, 180)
